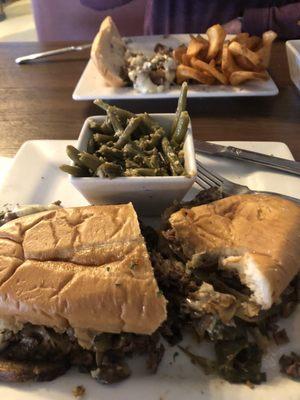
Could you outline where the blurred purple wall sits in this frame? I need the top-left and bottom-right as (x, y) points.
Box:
(31, 0), (145, 41)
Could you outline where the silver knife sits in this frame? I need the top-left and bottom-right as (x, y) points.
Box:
(15, 44), (92, 64)
(194, 140), (300, 176)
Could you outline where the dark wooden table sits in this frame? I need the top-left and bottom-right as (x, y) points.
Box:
(0, 41), (300, 159)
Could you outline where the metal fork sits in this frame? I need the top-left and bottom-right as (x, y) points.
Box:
(196, 160), (300, 204)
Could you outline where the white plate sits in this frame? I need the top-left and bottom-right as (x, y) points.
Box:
(0, 140), (299, 400)
(72, 34), (279, 100)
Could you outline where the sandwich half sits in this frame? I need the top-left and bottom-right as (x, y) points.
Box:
(167, 194), (300, 314)
(0, 203), (166, 383)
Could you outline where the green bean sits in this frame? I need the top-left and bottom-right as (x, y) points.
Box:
(141, 113), (161, 132)
(89, 120), (103, 133)
(99, 145), (123, 161)
(87, 138), (96, 153)
(97, 162), (123, 178)
(171, 111), (190, 145)
(133, 154), (150, 168)
(93, 133), (115, 144)
(161, 137), (184, 176)
(107, 107), (123, 134)
(101, 120), (114, 135)
(124, 168), (161, 177)
(79, 152), (102, 172)
(115, 116), (142, 149)
(171, 82), (188, 138)
(94, 99), (134, 120)
(125, 159), (141, 169)
(59, 165), (88, 177)
(139, 128), (164, 150)
(149, 154), (161, 169)
(123, 143), (140, 158)
(178, 149), (185, 164)
(66, 145), (84, 167)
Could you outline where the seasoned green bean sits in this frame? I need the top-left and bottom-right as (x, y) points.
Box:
(59, 165), (88, 177)
(161, 137), (184, 176)
(171, 111), (189, 145)
(94, 99), (134, 120)
(87, 138), (96, 153)
(170, 82), (188, 137)
(66, 145), (84, 166)
(79, 152), (102, 172)
(99, 145), (123, 161)
(101, 120), (114, 135)
(139, 128), (164, 150)
(124, 168), (160, 177)
(142, 113), (161, 132)
(97, 162), (123, 178)
(115, 116), (142, 149)
(93, 133), (115, 144)
(89, 120), (103, 133)
(107, 107), (123, 134)
(125, 159), (141, 169)
(123, 143), (140, 158)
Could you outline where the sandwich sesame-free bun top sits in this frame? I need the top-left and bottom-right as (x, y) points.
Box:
(91, 16), (127, 87)
(0, 204), (166, 348)
(169, 194), (300, 310)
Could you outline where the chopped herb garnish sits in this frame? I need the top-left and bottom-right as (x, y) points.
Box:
(106, 267), (110, 272)
(157, 289), (163, 297)
(129, 263), (137, 270)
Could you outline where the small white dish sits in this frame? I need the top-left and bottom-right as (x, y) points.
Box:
(286, 40), (300, 91)
(71, 114), (196, 215)
(72, 34), (279, 100)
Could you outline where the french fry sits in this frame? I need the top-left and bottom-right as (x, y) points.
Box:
(246, 36), (262, 51)
(230, 32), (250, 46)
(176, 64), (215, 85)
(191, 57), (228, 85)
(256, 30), (277, 68)
(181, 53), (191, 66)
(206, 24), (226, 61)
(173, 45), (187, 64)
(234, 54), (258, 71)
(221, 42), (240, 77)
(187, 36), (205, 58)
(229, 70), (269, 86)
(228, 41), (263, 69)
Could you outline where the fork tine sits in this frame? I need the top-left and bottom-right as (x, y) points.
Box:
(196, 166), (218, 187)
(195, 176), (211, 189)
(196, 160), (226, 185)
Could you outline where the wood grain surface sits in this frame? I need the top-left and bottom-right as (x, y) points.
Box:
(0, 41), (299, 159)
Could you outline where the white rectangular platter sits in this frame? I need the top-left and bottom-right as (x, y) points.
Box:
(72, 34), (279, 100)
(0, 141), (298, 400)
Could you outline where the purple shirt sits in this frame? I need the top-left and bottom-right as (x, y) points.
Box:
(81, 0), (300, 39)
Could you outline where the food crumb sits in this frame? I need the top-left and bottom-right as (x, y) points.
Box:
(72, 385), (86, 398)
(246, 380), (255, 389)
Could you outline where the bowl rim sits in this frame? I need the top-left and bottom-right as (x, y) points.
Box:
(70, 113), (197, 183)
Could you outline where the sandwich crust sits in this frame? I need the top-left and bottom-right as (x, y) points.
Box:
(91, 16), (126, 87)
(0, 204), (166, 347)
(169, 194), (300, 309)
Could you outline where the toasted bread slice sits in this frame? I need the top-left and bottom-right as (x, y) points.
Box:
(91, 16), (127, 87)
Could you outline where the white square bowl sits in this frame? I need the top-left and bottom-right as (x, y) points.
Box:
(70, 114), (196, 216)
(286, 40), (300, 91)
